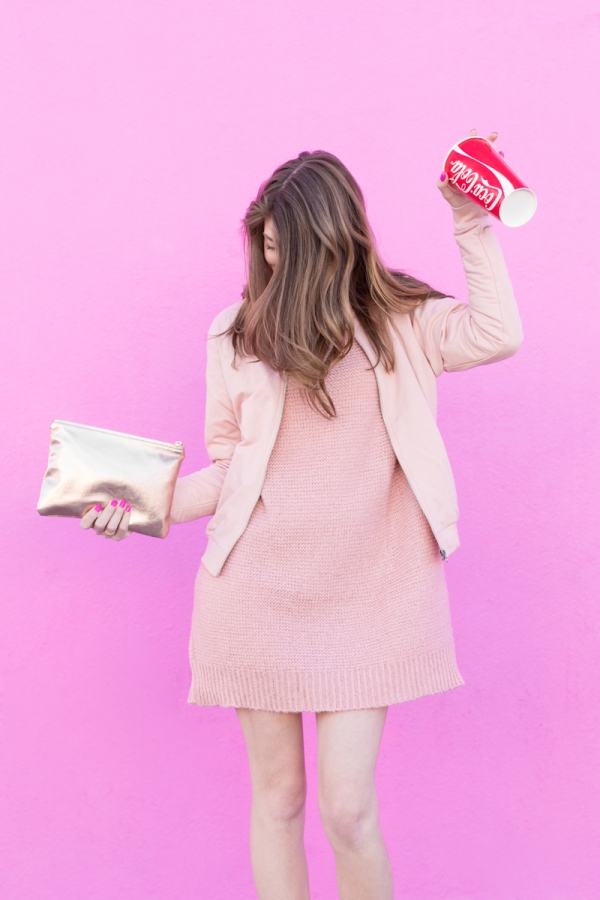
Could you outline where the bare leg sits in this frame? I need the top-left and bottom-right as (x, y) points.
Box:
(317, 707), (393, 900)
(236, 709), (310, 900)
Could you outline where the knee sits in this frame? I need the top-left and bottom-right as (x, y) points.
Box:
(319, 788), (378, 850)
(255, 771), (307, 827)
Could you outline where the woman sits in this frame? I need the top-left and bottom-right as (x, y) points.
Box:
(82, 131), (523, 900)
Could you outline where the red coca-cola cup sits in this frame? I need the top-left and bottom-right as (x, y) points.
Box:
(443, 136), (537, 227)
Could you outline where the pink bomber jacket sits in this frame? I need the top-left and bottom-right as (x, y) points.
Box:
(170, 198), (523, 575)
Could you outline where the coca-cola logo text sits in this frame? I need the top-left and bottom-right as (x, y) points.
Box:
(448, 159), (502, 211)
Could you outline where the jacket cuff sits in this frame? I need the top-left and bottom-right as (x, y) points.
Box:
(452, 198), (491, 234)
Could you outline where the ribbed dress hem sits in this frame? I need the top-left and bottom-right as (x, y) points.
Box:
(187, 644), (465, 713)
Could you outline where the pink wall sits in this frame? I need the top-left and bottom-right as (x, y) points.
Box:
(1, 1), (599, 897)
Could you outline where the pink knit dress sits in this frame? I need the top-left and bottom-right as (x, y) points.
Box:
(187, 340), (464, 712)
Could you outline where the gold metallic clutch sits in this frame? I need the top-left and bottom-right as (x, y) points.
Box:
(37, 420), (185, 538)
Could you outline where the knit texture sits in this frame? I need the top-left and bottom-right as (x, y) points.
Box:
(188, 341), (464, 712)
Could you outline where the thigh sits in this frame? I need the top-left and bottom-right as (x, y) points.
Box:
(236, 709), (306, 789)
(316, 708), (388, 800)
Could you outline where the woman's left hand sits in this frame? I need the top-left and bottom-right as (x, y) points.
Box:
(80, 499), (133, 541)
(437, 128), (500, 207)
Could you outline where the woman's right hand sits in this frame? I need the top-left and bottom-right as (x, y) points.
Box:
(80, 499), (132, 541)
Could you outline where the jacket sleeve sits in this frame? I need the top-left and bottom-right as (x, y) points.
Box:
(169, 314), (241, 524)
(410, 199), (524, 376)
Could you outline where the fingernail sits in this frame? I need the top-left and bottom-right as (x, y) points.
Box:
(126, 505), (131, 512)
(111, 499), (118, 507)
(499, 150), (505, 157)
(440, 172), (447, 182)
(119, 499), (126, 508)
(95, 504), (103, 511)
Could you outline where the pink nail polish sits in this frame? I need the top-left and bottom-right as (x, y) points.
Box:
(111, 499), (118, 507)
(126, 505), (131, 512)
(440, 172), (447, 182)
(499, 150), (505, 157)
(119, 499), (126, 508)
(95, 504), (103, 511)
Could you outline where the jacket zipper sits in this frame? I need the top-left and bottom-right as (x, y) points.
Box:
(352, 325), (450, 563)
(222, 376), (288, 554)
(375, 406), (448, 562)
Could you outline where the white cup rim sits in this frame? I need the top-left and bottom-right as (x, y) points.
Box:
(499, 188), (538, 227)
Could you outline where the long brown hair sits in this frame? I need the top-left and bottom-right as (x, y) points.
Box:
(220, 150), (448, 418)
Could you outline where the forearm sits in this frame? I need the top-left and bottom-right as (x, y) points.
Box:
(412, 199), (524, 375)
(450, 202), (524, 366)
(169, 461), (230, 523)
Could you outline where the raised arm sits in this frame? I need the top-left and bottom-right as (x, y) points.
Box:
(411, 140), (524, 376)
(169, 313), (241, 524)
